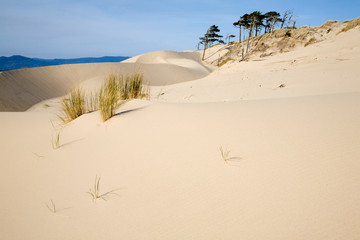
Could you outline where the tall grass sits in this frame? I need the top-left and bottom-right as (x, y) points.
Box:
(86, 91), (99, 113)
(120, 72), (148, 100)
(99, 73), (121, 122)
(59, 71), (149, 123)
(59, 88), (85, 123)
(99, 71), (149, 121)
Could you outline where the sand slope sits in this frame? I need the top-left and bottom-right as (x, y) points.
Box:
(0, 21), (359, 240)
(155, 27), (360, 103)
(0, 51), (211, 111)
(1, 94), (360, 239)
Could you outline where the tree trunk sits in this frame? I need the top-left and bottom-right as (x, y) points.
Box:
(246, 23), (253, 54)
(239, 25), (242, 50)
(202, 43), (206, 60)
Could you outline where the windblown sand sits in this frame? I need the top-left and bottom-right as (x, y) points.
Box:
(0, 24), (359, 239)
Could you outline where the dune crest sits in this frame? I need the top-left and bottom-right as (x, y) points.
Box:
(0, 51), (211, 111)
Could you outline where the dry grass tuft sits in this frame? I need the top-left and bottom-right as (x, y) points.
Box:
(321, 20), (338, 29)
(304, 37), (317, 47)
(337, 17), (360, 35)
(86, 91), (99, 113)
(99, 71), (149, 121)
(59, 88), (85, 123)
(120, 72), (148, 100)
(58, 71), (149, 123)
(218, 57), (233, 67)
(99, 73), (121, 122)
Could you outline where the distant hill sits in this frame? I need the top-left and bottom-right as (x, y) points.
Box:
(0, 55), (130, 71)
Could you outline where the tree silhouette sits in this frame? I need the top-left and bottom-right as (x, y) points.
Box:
(199, 25), (223, 60)
(264, 11), (281, 34)
(280, 10), (294, 29)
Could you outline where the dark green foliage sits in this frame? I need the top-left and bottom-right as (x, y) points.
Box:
(199, 25), (224, 60)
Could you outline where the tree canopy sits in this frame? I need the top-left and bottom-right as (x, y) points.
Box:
(199, 25), (224, 60)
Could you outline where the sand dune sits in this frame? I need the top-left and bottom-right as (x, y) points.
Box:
(0, 20), (359, 240)
(155, 29), (360, 103)
(0, 51), (211, 111)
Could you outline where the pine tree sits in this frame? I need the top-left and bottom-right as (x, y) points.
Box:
(199, 25), (223, 60)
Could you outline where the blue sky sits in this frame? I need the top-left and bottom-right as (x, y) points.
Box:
(1, 0), (359, 58)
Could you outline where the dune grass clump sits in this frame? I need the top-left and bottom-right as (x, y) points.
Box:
(304, 37), (317, 47)
(58, 71), (149, 123)
(337, 17), (360, 35)
(99, 73), (121, 122)
(86, 91), (99, 113)
(60, 88), (85, 123)
(120, 71), (149, 100)
(99, 71), (149, 121)
(320, 20), (338, 29)
(218, 57), (233, 67)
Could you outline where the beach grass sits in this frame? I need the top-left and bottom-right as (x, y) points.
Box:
(58, 71), (149, 122)
(46, 199), (56, 213)
(99, 71), (149, 121)
(219, 146), (231, 162)
(87, 176), (119, 202)
(60, 88), (85, 123)
(337, 17), (360, 35)
(99, 73), (121, 122)
(304, 37), (317, 47)
(51, 130), (61, 149)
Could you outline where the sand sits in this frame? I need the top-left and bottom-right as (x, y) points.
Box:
(0, 21), (359, 240)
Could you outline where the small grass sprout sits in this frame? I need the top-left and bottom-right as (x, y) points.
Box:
(52, 130), (61, 149)
(87, 176), (119, 202)
(219, 146), (242, 163)
(220, 146), (231, 162)
(46, 199), (56, 213)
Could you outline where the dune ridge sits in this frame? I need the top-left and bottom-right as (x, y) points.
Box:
(0, 51), (211, 111)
